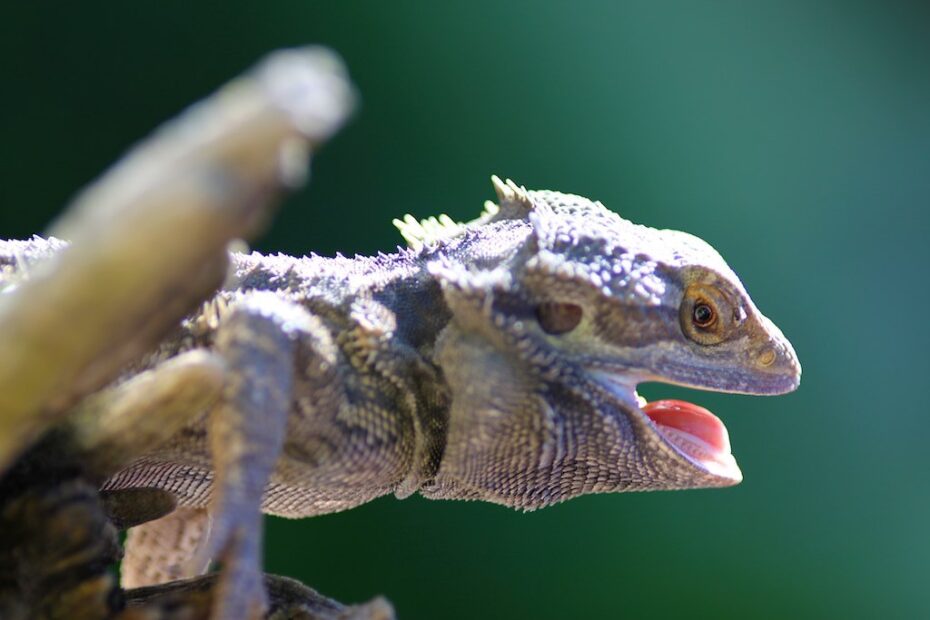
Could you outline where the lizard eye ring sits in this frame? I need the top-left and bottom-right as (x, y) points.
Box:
(537, 302), (583, 335)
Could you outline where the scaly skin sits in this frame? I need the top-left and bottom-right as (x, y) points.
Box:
(3, 177), (800, 617)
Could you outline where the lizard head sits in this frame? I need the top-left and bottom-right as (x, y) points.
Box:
(417, 178), (800, 509)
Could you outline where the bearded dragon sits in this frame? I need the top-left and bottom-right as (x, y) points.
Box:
(8, 177), (799, 619)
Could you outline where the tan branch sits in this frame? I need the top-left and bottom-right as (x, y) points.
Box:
(0, 47), (355, 473)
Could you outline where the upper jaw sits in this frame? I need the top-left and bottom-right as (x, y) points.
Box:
(649, 336), (801, 397)
(647, 363), (800, 397)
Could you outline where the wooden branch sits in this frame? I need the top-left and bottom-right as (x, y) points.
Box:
(0, 47), (354, 474)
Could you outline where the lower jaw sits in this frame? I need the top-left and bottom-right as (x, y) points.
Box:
(586, 369), (743, 484)
(642, 399), (742, 483)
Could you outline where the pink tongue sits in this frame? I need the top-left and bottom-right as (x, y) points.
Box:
(642, 399), (729, 453)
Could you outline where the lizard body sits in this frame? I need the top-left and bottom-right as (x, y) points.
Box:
(104, 179), (799, 516)
(2, 178), (800, 618)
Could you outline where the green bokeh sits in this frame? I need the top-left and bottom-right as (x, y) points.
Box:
(3, 2), (927, 618)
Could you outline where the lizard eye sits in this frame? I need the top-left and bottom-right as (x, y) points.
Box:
(680, 284), (729, 345)
(537, 302), (583, 335)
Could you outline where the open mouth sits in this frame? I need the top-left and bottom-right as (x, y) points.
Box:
(641, 399), (741, 482)
(589, 370), (742, 483)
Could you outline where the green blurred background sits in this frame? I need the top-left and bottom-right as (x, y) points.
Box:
(3, 2), (928, 618)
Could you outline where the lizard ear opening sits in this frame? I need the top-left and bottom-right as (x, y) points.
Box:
(536, 302), (582, 335)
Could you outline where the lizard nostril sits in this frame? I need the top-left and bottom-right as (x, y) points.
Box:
(758, 349), (776, 367)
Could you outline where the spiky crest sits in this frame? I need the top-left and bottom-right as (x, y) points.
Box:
(489, 175), (534, 220)
(393, 175), (533, 250)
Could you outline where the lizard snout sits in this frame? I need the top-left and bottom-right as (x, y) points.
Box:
(750, 314), (801, 394)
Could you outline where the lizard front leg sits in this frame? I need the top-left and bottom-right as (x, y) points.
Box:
(110, 289), (439, 616)
(193, 291), (317, 620)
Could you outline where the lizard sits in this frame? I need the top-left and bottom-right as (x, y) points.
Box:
(6, 176), (800, 619)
